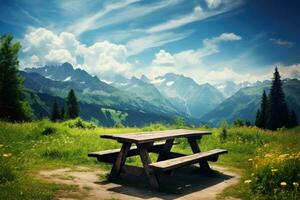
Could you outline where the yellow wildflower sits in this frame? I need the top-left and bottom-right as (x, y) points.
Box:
(279, 154), (289, 159)
(293, 182), (299, 188)
(248, 158), (253, 162)
(271, 169), (278, 173)
(3, 153), (12, 157)
(244, 180), (252, 184)
(280, 182), (287, 187)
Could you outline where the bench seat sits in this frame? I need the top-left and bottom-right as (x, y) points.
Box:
(88, 141), (178, 163)
(149, 149), (228, 171)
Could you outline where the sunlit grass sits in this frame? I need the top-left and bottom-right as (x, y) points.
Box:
(0, 119), (299, 199)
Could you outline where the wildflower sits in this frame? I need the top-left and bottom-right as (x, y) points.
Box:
(251, 173), (255, 177)
(0, 144), (3, 148)
(244, 180), (252, 184)
(271, 169), (278, 173)
(248, 158), (253, 162)
(3, 153), (12, 157)
(293, 182), (299, 188)
(280, 182), (287, 187)
(279, 154), (289, 159)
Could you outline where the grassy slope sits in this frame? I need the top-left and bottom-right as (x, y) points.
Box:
(0, 120), (299, 199)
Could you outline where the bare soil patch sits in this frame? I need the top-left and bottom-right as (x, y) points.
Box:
(38, 165), (240, 200)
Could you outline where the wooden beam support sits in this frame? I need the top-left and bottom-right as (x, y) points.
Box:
(137, 144), (160, 188)
(188, 137), (211, 171)
(109, 142), (131, 180)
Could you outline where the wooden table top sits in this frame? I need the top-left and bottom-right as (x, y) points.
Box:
(101, 129), (211, 144)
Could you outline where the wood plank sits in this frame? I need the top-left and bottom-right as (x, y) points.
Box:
(188, 137), (210, 171)
(88, 141), (178, 163)
(149, 149), (228, 171)
(101, 129), (211, 144)
(137, 144), (160, 188)
(157, 139), (174, 161)
(109, 142), (131, 180)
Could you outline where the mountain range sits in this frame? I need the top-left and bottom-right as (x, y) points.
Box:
(22, 62), (300, 126)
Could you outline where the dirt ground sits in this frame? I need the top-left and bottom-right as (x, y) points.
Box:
(38, 165), (240, 200)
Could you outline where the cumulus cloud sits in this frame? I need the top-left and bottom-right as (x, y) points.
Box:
(139, 32), (243, 82)
(278, 64), (300, 79)
(21, 27), (132, 76)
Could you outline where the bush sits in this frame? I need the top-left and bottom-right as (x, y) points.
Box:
(219, 120), (228, 143)
(142, 123), (168, 131)
(65, 118), (96, 129)
(114, 121), (125, 128)
(41, 127), (57, 136)
(173, 117), (187, 129)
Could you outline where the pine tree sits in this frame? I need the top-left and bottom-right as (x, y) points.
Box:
(267, 67), (289, 130)
(66, 89), (79, 119)
(51, 99), (60, 122)
(60, 106), (65, 120)
(255, 109), (261, 127)
(259, 90), (268, 129)
(0, 34), (33, 121)
(289, 110), (298, 128)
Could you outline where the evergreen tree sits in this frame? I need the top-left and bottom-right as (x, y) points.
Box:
(259, 90), (268, 129)
(51, 99), (60, 122)
(255, 109), (261, 127)
(60, 106), (65, 120)
(289, 110), (298, 128)
(66, 89), (79, 119)
(267, 67), (289, 130)
(0, 34), (33, 121)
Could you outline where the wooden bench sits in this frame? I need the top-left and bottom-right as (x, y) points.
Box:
(88, 141), (179, 163)
(149, 149), (228, 171)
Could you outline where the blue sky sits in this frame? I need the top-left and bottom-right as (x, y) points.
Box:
(0, 0), (299, 84)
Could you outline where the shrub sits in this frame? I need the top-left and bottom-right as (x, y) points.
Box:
(41, 127), (57, 136)
(114, 121), (125, 128)
(173, 117), (187, 129)
(142, 123), (168, 131)
(65, 118), (96, 129)
(219, 120), (228, 143)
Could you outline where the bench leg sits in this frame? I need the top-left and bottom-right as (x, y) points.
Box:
(137, 144), (160, 189)
(157, 139), (174, 161)
(188, 137), (211, 171)
(109, 142), (131, 180)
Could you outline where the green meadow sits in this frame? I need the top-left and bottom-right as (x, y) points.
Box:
(0, 119), (299, 199)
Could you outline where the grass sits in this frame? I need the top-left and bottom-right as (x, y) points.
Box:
(0, 119), (299, 199)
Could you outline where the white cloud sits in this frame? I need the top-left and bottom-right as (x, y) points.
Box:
(146, 1), (243, 33)
(67, 0), (139, 35)
(270, 38), (294, 48)
(126, 31), (192, 55)
(277, 64), (300, 79)
(153, 50), (175, 65)
(67, 0), (180, 36)
(147, 5), (203, 33)
(205, 0), (222, 9)
(21, 27), (132, 76)
(137, 32), (243, 82)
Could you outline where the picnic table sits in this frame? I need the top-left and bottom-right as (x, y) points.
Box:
(88, 129), (227, 189)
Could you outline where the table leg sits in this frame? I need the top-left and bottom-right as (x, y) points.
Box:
(188, 137), (211, 171)
(137, 144), (160, 188)
(109, 142), (131, 180)
(157, 139), (174, 161)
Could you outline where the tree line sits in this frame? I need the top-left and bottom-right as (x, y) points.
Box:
(0, 34), (80, 122)
(255, 67), (298, 130)
(51, 89), (79, 122)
